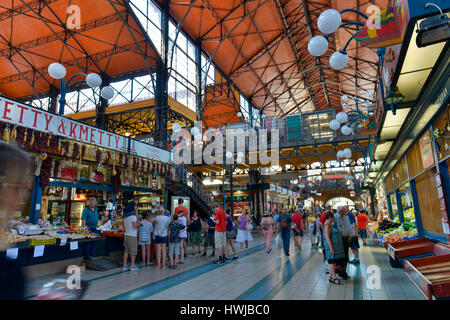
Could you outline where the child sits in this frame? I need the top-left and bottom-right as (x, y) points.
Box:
(139, 212), (153, 267)
(168, 214), (187, 269)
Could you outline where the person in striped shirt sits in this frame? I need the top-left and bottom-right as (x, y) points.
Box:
(139, 212), (154, 267)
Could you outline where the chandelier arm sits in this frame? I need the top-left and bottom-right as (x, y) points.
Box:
(339, 8), (369, 20)
(341, 29), (364, 53)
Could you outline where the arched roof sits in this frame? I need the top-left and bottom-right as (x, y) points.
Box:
(160, 0), (387, 117)
(0, 0), (160, 101)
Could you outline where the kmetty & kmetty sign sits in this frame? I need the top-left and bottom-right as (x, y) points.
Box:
(0, 96), (171, 163)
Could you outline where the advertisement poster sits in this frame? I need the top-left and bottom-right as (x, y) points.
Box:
(419, 131), (435, 170)
(171, 196), (190, 218)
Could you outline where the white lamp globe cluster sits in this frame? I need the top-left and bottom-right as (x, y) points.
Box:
(330, 111), (353, 136)
(307, 9), (350, 70)
(337, 148), (352, 159)
(48, 63), (115, 100)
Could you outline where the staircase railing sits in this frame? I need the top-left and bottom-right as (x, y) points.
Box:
(173, 164), (220, 211)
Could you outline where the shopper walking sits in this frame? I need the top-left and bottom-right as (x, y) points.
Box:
(153, 205), (170, 269)
(188, 210), (202, 255)
(261, 213), (274, 254)
(168, 214), (187, 269)
(291, 208), (305, 250)
(225, 209), (238, 261)
(278, 210), (293, 256)
(334, 206), (351, 280)
(348, 209), (360, 264)
(202, 212), (216, 257)
(81, 197), (99, 261)
(213, 204), (227, 264)
(319, 205), (333, 274)
(122, 201), (141, 271)
(174, 198), (189, 259)
(236, 211), (253, 251)
(323, 212), (345, 285)
(273, 210), (280, 233)
(0, 142), (31, 300)
(138, 212), (153, 267)
(357, 209), (370, 246)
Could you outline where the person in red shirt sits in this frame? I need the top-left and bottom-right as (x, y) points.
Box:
(291, 209), (305, 250)
(213, 204), (227, 264)
(356, 209), (370, 246)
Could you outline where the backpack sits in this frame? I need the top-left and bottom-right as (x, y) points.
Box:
(261, 219), (270, 231)
(280, 215), (290, 229)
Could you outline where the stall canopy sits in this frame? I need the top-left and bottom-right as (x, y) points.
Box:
(0, 0), (160, 101)
(161, 0), (387, 118)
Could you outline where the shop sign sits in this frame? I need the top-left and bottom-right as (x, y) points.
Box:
(133, 139), (171, 164)
(60, 168), (76, 181)
(0, 96), (171, 163)
(374, 85), (385, 133)
(381, 44), (402, 98)
(419, 130), (435, 170)
(0, 96), (128, 152)
(355, 0), (410, 48)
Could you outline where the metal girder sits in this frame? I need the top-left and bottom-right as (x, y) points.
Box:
(272, 0), (321, 113)
(0, 0), (59, 22)
(0, 41), (150, 86)
(301, 0), (331, 109)
(197, 0), (285, 117)
(0, 14), (125, 58)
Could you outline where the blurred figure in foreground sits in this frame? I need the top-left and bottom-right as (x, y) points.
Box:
(0, 142), (32, 300)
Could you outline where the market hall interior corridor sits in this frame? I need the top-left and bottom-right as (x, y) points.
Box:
(24, 236), (425, 300)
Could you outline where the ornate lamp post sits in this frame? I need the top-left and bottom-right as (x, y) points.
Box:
(48, 63), (114, 115)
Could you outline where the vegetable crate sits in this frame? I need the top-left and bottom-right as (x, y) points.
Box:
(388, 238), (450, 268)
(404, 254), (450, 300)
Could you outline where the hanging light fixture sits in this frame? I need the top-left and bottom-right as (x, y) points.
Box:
(308, 7), (368, 70)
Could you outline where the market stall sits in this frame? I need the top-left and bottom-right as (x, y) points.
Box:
(0, 96), (173, 267)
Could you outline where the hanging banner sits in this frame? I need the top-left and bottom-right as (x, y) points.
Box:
(0, 96), (171, 162)
(356, 0), (410, 48)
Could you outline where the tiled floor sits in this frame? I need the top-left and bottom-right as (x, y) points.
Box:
(26, 235), (426, 300)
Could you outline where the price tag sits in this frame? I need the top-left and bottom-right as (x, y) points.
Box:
(33, 245), (45, 258)
(443, 220), (450, 235)
(6, 248), (19, 260)
(60, 238), (67, 246)
(70, 241), (78, 251)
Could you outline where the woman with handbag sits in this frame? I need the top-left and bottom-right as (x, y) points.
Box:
(236, 211), (253, 251)
(152, 205), (170, 269)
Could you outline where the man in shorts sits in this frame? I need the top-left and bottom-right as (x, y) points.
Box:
(213, 204), (227, 264)
(168, 214), (186, 269)
(291, 209), (305, 250)
(348, 209), (360, 264)
(202, 212), (216, 257)
(357, 209), (370, 246)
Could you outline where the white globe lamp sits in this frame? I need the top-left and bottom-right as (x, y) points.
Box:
(341, 95), (348, 102)
(226, 151), (232, 159)
(236, 157), (243, 164)
(237, 152), (244, 159)
(317, 9), (342, 34)
(337, 150), (344, 158)
(86, 73), (102, 88)
(336, 112), (348, 124)
(343, 148), (352, 159)
(237, 112), (242, 117)
(172, 123), (182, 132)
(48, 63), (67, 79)
(341, 125), (352, 136)
(100, 86), (114, 100)
(329, 119), (340, 130)
(308, 36), (329, 56)
(330, 51), (349, 70)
